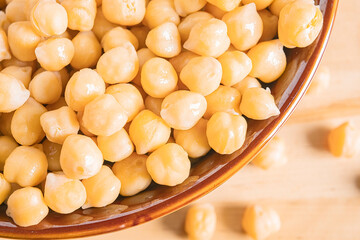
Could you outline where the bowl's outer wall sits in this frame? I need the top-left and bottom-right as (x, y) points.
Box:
(0, 0), (339, 238)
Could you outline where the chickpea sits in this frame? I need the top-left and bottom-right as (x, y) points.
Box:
(77, 111), (95, 137)
(43, 139), (62, 172)
(204, 86), (241, 119)
(206, 112), (247, 154)
(232, 76), (261, 95)
(46, 97), (67, 111)
(82, 94), (128, 136)
(222, 3), (263, 51)
(204, 3), (226, 19)
(161, 90), (207, 130)
(82, 165), (121, 209)
(0, 173), (11, 204)
(6, 187), (48, 227)
(11, 98), (46, 145)
(4, 146), (48, 187)
(178, 11), (213, 43)
(145, 22), (181, 58)
(112, 153), (151, 196)
(102, 27), (139, 52)
(240, 87), (280, 120)
(29, 71), (62, 104)
(0, 136), (18, 171)
(7, 21), (41, 61)
(307, 65), (330, 94)
(242, 0), (274, 10)
(180, 56), (221, 96)
(71, 31), (102, 69)
(328, 122), (360, 158)
(218, 51), (252, 86)
(174, 118), (211, 158)
(97, 43), (139, 84)
(144, 96), (163, 116)
(0, 72), (30, 113)
(0, 11), (10, 32)
(269, 0), (314, 17)
(278, 1), (323, 48)
(97, 128), (134, 162)
(143, 0), (180, 29)
(60, 134), (103, 179)
(258, 9), (278, 42)
(105, 83), (145, 122)
(169, 51), (199, 74)
(44, 172), (87, 214)
(0, 112), (14, 136)
(248, 40), (286, 83)
(206, 0), (241, 11)
(129, 110), (171, 154)
(174, 0), (207, 17)
(61, 0), (97, 31)
(102, 0), (145, 26)
(185, 203), (217, 240)
(5, 0), (27, 22)
(130, 26), (150, 49)
(35, 37), (74, 71)
(252, 136), (287, 169)
(92, 6), (117, 40)
(0, 29), (10, 62)
(132, 48), (156, 86)
(1, 66), (32, 88)
(184, 18), (230, 58)
(141, 57), (178, 98)
(242, 205), (281, 240)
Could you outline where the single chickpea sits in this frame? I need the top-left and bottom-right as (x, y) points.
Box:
(61, 0), (97, 31)
(174, 0), (207, 17)
(242, 205), (281, 240)
(29, 71), (62, 104)
(242, 0), (275, 10)
(269, 0), (314, 16)
(185, 203), (217, 240)
(328, 122), (360, 158)
(30, 0), (68, 37)
(0, 29), (11, 62)
(101, 26), (139, 52)
(71, 31), (102, 69)
(0, 136), (18, 171)
(102, 0), (145, 26)
(204, 86), (241, 119)
(132, 48), (156, 86)
(1, 66), (32, 88)
(232, 76), (262, 95)
(35, 37), (74, 71)
(278, 1), (323, 48)
(145, 22), (181, 58)
(206, 112), (247, 154)
(143, 0), (180, 29)
(240, 87), (280, 120)
(97, 128), (134, 162)
(46, 97), (68, 111)
(178, 11), (213, 43)
(6, 187), (48, 227)
(60, 134), (103, 179)
(307, 65), (330, 95)
(97, 43), (139, 84)
(146, 143), (190, 186)
(112, 153), (151, 196)
(11, 98), (46, 146)
(174, 118), (211, 158)
(44, 172), (87, 214)
(204, 3), (226, 19)
(130, 26), (150, 49)
(222, 3), (263, 51)
(258, 9), (278, 42)
(105, 83), (145, 122)
(0, 112), (14, 136)
(82, 94), (128, 136)
(144, 96), (163, 116)
(92, 6), (117, 40)
(184, 18), (230, 58)
(0, 72), (30, 113)
(4, 146), (48, 187)
(180, 56), (222, 96)
(206, 0), (241, 11)
(7, 21), (41, 61)
(40, 106), (79, 144)
(141, 57), (178, 98)
(82, 165), (121, 209)
(129, 110), (171, 154)
(252, 136), (287, 169)
(169, 51), (199, 74)
(0, 173), (11, 204)
(161, 90), (207, 130)
(43, 139), (62, 172)
(248, 40), (286, 83)
(218, 51), (252, 86)
(5, 0), (27, 22)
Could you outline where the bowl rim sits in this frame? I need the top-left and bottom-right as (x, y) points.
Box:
(0, 1), (339, 238)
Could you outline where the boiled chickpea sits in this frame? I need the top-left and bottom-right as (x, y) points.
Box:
(180, 56), (222, 96)
(269, 0), (314, 17)
(6, 187), (48, 227)
(242, 0), (274, 10)
(101, 26), (139, 52)
(130, 26), (150, 49)
(328, 122), (360, 158)
(185, 203), (217, 240)
(161, 90), (207, 130)
(0, 29), (10, 62)
(5, 0), (27, 22)
(174, 0), (207, 17)
(44, 172), (86, 214)
(144, 96), (163, 116)
(145, 22), (181, 58)
(169, 51), (199, 73)
(82, 165), (121, 208)
(132, 48), (156, 86)
(218, 51), (252, 86)
(77, 111), (95, 137)
(206, 0), (241, 11)
(102, 0), (145, 26)
(60, 134), (103, 179)
(178, 11), (213, 43)
(184, 18), (230, 58)
(43, 139), (62, 172)
(204, 3), (226, 19)
(252, 136), (287, 169)
(248, 40), (286, 83)
(232, 76), (261, 95)
(4, 146), (48, 187)
(0, 112), (13, 136)
(29, 71), (62, 104)
(61, 0), (97, 31)
(0, 173), (11, 204)
(258, 9), (278, 42)
(0, 136), (18, 171)
(71, 31), (102, 69)
(1, 66), (32, 88)
(97, 43), (139, 84)
(129, 110), (171, 154)
(143, 0), (180, 29)
(240, 87), (280, 120)
(92, 6), (117, 40)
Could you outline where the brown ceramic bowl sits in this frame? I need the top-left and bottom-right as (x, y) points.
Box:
(0, 0), (338, 238)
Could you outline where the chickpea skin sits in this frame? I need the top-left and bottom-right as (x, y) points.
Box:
(0, 136), (18, 171)
(174, 0), (207, 17)
(218, 51), (252, 86)
(101, 26), (139, 52)
(143, 0), (180, 29)
(206, 0), (241, 11)
(144, 96), (163, 116)
(232, 76), (262, 95)
(0, 173), (11, 204)
(61, 0), (97, 31)
(178, 11), (213, 43)
(258, 9), (278, 42)
(185, 203), (217, 240)
(0, 28), (11, 62)
(1, 66), (32, 89)
(71, 31), (102, 69)
(102, 0), (146, 26)
(43, 139), (62, 172)
(92, 6), (117, 40)
(29, 71), (62, 104)
(242, 0), (275, 10)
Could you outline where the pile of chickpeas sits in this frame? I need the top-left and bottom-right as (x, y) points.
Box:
(0, 0), (323, 228)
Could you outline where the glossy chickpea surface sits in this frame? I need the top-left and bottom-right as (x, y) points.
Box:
(71, 31), (102, 69)
(169, 51), (199, 74)
(328, 122), (360, 158)
(252, 136), (287, 169)
(218, 51), (252, 86)
(0, 136), (18, 171)
(29, 71), (62, 104)
(61, 0), (97, 31)
(233, 76), (261, 95)
(185, 203), (217, 240)
(1, 66), (32, 89)
(143, 0), (180, 29)
(102, 0), (145, 26)
(101, 26), (139, 52)
(174, 0), (207, 17)
(178, 12), (213, 44)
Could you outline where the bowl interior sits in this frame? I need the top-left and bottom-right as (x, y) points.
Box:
(0, 0), (338, 238)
